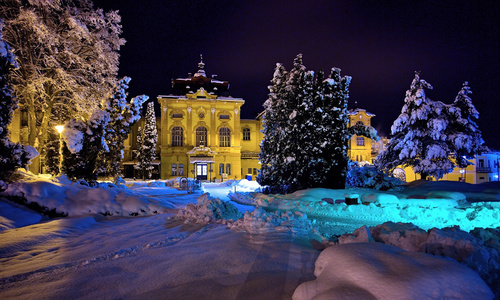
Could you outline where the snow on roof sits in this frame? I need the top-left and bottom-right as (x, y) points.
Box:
(349, 108), (375, 117)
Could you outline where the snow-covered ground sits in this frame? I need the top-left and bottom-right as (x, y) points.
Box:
(1, 171), (499, 299)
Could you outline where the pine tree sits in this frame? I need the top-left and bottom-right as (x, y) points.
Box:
(134, 126), (144, 179)
(99, 77), (148, 182)
(257, 63), (288, 190)
(258, 55), (352, 193)
(376, 72), (455, 179)
(0, 20), (34, 189)
(323, 67), (352, 189)
(43, 135), (61, 176)
(448, 82), (485, 168)
(135, 102), (158, 179)
(61, 109), (109, 183)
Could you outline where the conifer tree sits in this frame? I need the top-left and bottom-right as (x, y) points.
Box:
(99, 77), (148, 181)
(376, 72), (454, 179)
(61, 110), (109, 183)
(258, 55), (352, 192)
(257, 63), (288, 189)
(135, 102), (158, 179)
(448, 82), (485, 168)
(134, 126), (143, 179)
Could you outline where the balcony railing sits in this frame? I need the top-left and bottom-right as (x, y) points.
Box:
(476, 167), (493, 173)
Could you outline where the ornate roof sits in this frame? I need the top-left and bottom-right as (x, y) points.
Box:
(171, 55), (230, 97)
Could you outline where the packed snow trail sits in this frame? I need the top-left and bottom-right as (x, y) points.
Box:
(0, 214), (319, 300)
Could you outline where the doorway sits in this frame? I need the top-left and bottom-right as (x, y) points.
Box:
(196, 163), (208, 180)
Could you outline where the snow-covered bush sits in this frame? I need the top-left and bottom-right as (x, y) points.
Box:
(172, 193), (242, 224)
(346, 165), (403, 190)
(61, 110), (109, 184)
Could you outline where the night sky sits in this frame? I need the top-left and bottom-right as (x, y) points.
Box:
(93, 0), (500, 149)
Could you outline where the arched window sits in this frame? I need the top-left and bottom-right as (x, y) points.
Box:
(178, 164), (184, 176)
(356, 137), (365, 146)
(171, 164), (177, 176)
(243, 128), (251, 141)
(226, 164), (231, 175)
(196, 127), (207, 147)
(172, 127), (183, 147)
(219, 127), (231, 147)
(219, 163), (224, 175)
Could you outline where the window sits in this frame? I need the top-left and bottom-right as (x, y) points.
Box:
(226, 164), (231, 175)
(243, 128), (251, 141)
(172, 113), (183, 118)
(219, 163), (224, 175)
(248, 168), (252, 174)
(171, 164), (177, 176)
(178, 164), (184, 176)
(356, 121), (364, 126)
(219, 127), (231, 147)
(220, 114), (230, 119)
(196, 127), (208, 147)
(479, 159), (485, 168)
(356, 137), (365, 146)
(172, 126), (183, 146)
(253, 168), (258, 175)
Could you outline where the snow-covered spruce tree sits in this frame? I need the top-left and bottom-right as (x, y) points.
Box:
(258, 55), (352, 192)
(135, 102), (158, 179)
(447, 82), (485, 168)
(0, 0), (124, 171)
(99, 77), (148, 181)
(134, 126), (143, 179)
(376, 72), (455, 179)
(0, 20), (34, 189)
(257, 62), (288, 190)
(43, 133), (61, 176)
(320, 67), (352, 189)
(61, 109), (110, 183)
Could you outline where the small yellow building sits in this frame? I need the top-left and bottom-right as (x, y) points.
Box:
(348, 108), (376, 164)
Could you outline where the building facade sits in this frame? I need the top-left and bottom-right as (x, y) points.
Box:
(152, 58), (262, 181)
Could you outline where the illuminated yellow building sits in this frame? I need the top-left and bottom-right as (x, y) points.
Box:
(348, 108), (376, 164)
(151, 58), (262, 180)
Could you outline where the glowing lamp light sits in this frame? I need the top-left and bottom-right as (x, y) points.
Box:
(495, 175), (499, 179)
(459, 169), (465, 174)
(55, 125), (65, 134)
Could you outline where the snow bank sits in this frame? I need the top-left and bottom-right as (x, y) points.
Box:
(338, 222), (500, 294)
(293, 242), (494, 299)
(228, 207), (316, 237)
(1, 171), (169, 217)
(172, 193), (242, 224)
(173, 194), (319, 238)
(0, 199), (42, 232)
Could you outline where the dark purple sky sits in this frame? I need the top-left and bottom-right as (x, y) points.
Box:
(93, 0), (500, 149)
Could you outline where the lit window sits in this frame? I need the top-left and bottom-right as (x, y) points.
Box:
(356, 137), (365, 146)
(172, 127), (183, 146)
(171, 164), (177, 176)
(196, 127), (208, 147)
(219, 127), (231, 147)
(243, 128), (251, 141)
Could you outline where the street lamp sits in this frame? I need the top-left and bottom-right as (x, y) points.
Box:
(55, 125), (64, 175)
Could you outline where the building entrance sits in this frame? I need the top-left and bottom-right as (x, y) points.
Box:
(196, 163), (208, 180)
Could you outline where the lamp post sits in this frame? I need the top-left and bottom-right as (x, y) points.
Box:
(55, 125), (64, 175)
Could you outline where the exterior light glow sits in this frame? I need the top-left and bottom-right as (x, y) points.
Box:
(55, 125), (64, 134)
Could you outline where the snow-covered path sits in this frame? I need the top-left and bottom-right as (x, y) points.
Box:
(0, 213), (319, 300)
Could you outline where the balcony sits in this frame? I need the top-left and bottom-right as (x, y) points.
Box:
(476, 167), (493, 173)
